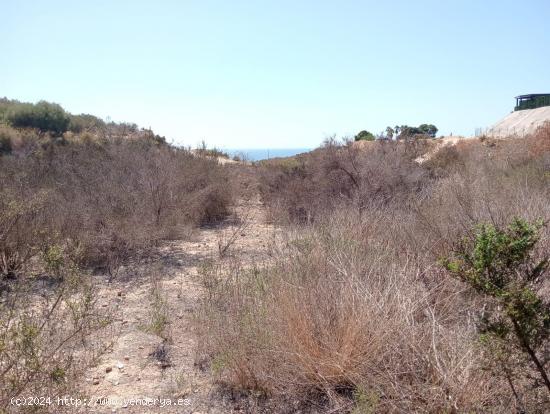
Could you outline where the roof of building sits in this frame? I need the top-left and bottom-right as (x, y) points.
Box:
(515, 93), (550, 99)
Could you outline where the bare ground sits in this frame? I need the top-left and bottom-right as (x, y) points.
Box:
(76, 197), (278, 414)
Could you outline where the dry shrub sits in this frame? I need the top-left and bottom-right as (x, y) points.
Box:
(0, 127), (232, 410)
(0, 251), (110, 412)
(416, 134), (549, 260)
(0, 132), (233, 275)
(0, 125), (40, 156)
(528, 121), (550, 161)
(201, 133), (550, 412)
(0, 191), (51, 278)
(198, 210), (509, 412)
(259, 139), (430, 223)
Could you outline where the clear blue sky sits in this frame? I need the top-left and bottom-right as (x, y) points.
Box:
(2, 0), (549, 148)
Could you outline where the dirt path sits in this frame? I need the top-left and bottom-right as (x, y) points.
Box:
(78, 198), (276, 413)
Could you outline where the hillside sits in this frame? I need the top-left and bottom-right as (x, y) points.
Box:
(488, 106), (550, 137)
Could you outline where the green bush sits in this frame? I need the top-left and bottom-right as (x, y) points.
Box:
(442, 218), (550, 396)
(0, 131), (12, 155)
(354, 130), (375, 141)
(7, 100), (70, 135)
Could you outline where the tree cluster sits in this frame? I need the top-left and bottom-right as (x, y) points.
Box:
(354, 124), (439, 141)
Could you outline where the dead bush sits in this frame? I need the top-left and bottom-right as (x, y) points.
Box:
(0, 251), (110, 412)
(259, 139), (430, 223)
(0, 191), (51, 278)
(197, 210), (510, 412)
(0, 135), (233, 277)
(412, 136), (550, 261)
(201, 133), (549, 412)
(528, 122), (550, 164)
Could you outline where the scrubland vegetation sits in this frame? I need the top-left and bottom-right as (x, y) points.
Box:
(199, 127), (550, 412)
(1, 96), (549, 413)
(0, 99), (232, 276)
(0, 99), (232, 411)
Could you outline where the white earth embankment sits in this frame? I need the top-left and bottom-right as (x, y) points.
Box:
(487, 106), (550, 137)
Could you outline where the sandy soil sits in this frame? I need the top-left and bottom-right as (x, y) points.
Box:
(414, 135), (473, 164)
(487, 106), (550, 137)
(76, 198), (277, 414)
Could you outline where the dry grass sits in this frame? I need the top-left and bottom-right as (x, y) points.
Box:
(198, 211), (510, 412)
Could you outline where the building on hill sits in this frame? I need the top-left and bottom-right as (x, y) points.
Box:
(515, 94), (550, 111)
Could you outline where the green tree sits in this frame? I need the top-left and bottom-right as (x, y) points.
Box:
(418, 123), (438, 138)
(396, 124), (438, 139)
(385, 126), (394, 139)
(442, 218), (550, 394)
(397, 125), (418, 138)
(354, 130), (375, 141)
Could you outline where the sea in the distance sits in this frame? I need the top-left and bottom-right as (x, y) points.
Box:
(225, 148), (312, 161)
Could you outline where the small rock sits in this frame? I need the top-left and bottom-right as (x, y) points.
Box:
(138, 345), (144, 350)
(93, 379), (100, 385)
(137, 376), (141, 381)
(117, 362), (124, 370)
(124, 356), (130, 361)
(117, 291), (123, 297)
(105, 366), (112, 373)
